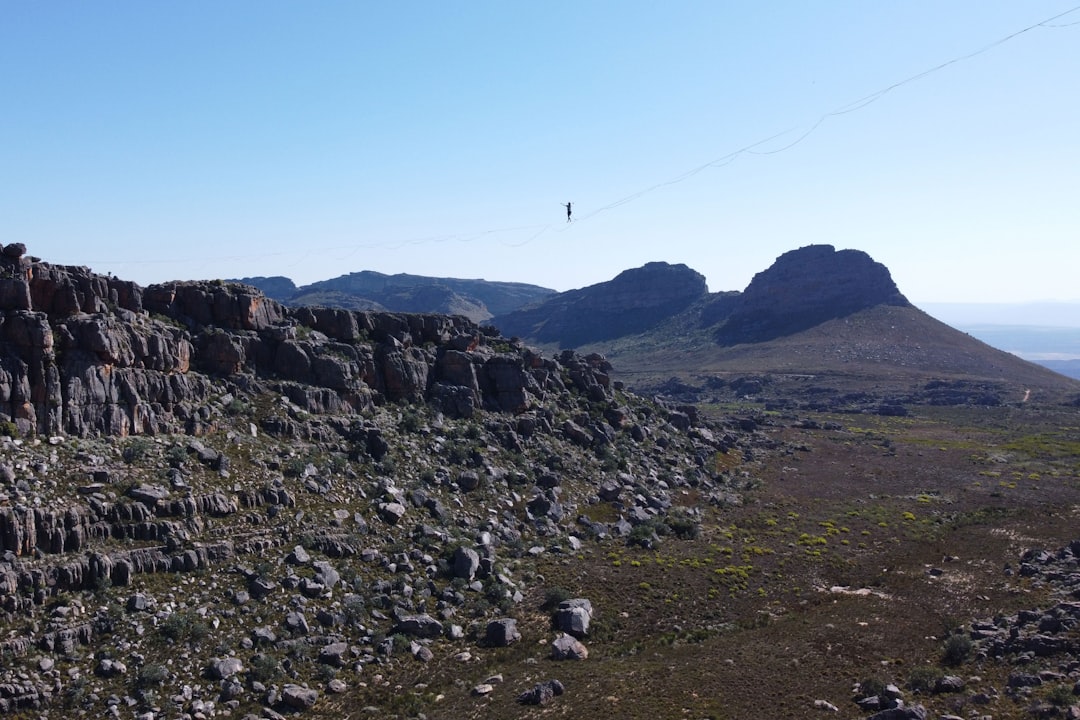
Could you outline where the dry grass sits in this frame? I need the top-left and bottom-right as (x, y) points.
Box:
(310, 402), (1080, 720)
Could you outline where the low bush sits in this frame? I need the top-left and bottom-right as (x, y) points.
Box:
(942, 633), (973, 666)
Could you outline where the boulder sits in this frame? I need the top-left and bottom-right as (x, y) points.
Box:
(517, 679), (565, 706)
(317, 642), (350, 667)
(551, 633), (588, 660)
(485, 618), (521, 647)
(453, 546), (481, 581)
(208, 657), (244, 680)
(866, 706), (927, 720)
(282, 684), (318, 710)
(395, 613), (444, 639)
(556, 598), (593, 637)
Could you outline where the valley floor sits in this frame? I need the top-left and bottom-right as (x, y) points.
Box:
(395, 403), (1080, 720)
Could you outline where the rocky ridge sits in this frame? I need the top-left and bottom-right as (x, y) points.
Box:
(235, 270), (557, 324)
(0, 244), (769, 716)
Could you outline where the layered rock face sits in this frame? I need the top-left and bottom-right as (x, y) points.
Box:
(0, 245), (609, 437)
(715, 245), (910, 344)
(493, 262), (709, 347)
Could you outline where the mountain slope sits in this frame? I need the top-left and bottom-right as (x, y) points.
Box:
(495, 245), (1080, 407)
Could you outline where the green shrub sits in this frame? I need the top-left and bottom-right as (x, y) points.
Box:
(857, 676), (888, 699)
(667, 509), (701, 540)
(1045, 683), (1075, 707)
(907, 665), (943, 694)
(159, 610), (209, 643)
(123, 437), (155, 463)
(942, 633), (973, 666)
(165, 444), (188, 467)
(248, 653), (280, 682)
(136, 663), (169, 688)
(399, 410), (423, 433)
(283, 456), (310, 478)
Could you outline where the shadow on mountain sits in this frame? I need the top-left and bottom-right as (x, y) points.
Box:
(713, 245), (909, 345)
(493, 262), (708, 347)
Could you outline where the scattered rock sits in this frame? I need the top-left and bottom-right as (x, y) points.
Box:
(556, 598), (593, 637)
(517, 679), (565, 705)
(485, 618), (521, 647)
(551, 633), (588, 660)
(207, 657), (244, 680)
(282, 684), (319, 710)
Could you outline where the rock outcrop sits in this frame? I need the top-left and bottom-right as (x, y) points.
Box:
(0, 246), (612, 437)
(714, 244), (909, 344)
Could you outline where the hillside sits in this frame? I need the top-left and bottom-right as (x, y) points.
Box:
(234, 271), (556, 324)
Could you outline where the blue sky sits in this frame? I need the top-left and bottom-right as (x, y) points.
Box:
(3, 2), (1078, 304)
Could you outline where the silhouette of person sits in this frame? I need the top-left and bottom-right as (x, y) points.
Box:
(563, 202), (572, 223)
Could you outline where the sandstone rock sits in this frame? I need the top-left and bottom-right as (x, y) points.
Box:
(207, 657), (244, 680)
(312, 560), (340, 588)
(556, 598), (593, 637)
(378, 502), (406, 525)
(95, 658), (127, 677)
(485, 618), (521, 647)
(453, 546), (480, 581)
(317, 642), (349, 667)
(517, 679), (565, 706)
(282, 684), (318, 710)
(395, 613), (443, 639)
(934, 675), (965, 693)
(551, 632), (588, 660)
(865, 706), (927, 720)
(457, 469), (481, 491)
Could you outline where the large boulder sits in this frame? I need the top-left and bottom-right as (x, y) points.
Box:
(485, 618), (521, 647)
(555, 598), (593, 638)
(395, 613), (444, 639)
(551, 633), (588, 660)
(282, 684), (319, 710)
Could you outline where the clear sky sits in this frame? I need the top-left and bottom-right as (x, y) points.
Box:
(3, 2), (1078, 304)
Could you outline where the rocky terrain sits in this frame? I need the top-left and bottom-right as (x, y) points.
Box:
(4, 243), (1080, 720)
(0, 244), (767, 718)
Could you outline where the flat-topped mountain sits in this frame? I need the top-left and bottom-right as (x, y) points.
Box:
(713, 245), (909, 344)
(492, 262), (709, 347)
(234, 270), (556, 323)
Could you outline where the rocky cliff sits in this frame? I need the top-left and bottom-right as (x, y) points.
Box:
(0, 244), (608, 438)
(0, 244), (763, 717)
(492, 262), (709, 348)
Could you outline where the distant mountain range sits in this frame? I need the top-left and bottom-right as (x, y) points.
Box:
(231, 271), (554, 323)
(235, 246), (1080, 402)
